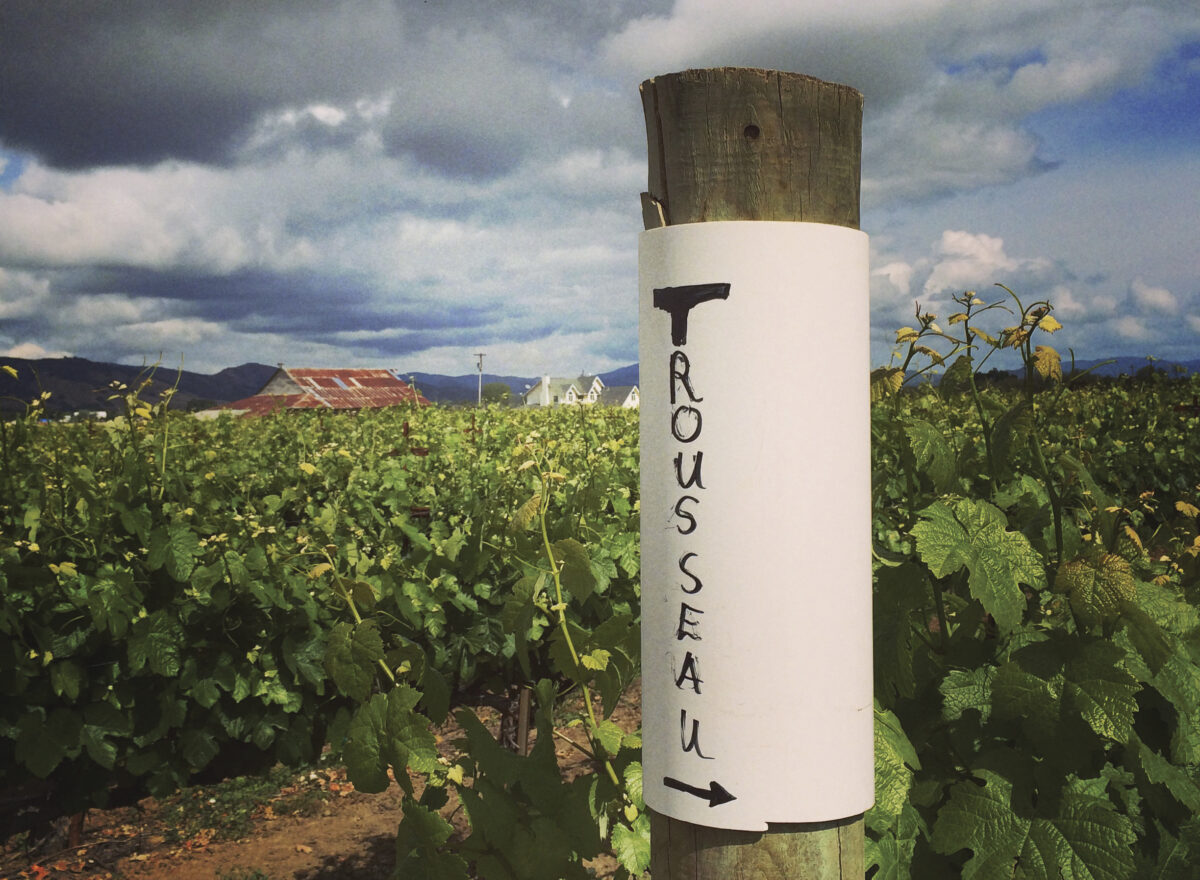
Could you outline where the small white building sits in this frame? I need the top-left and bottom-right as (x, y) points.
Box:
(523, 374), (638, 408)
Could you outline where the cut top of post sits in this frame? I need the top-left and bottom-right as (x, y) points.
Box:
(640, 68), (863, 229)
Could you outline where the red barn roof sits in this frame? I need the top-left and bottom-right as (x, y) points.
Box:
(221, 368), (430, 415)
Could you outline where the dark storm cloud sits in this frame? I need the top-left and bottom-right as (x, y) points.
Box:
(0, 0), (663, 173)
(0, 0), (405, 168)
(60, 266), (363, 315)
(52, 263), (522, 342)
(330, 318), (566, 360)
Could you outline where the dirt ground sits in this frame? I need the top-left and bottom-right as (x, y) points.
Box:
(1, 684), (640, 880)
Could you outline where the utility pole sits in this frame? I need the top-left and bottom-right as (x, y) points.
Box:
(475, 352), (485, 407)
(638, 67), (869, 879)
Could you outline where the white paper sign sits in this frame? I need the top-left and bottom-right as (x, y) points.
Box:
(639, 221), (874, 831)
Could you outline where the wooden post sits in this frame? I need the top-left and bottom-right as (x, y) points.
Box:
(639, 67), (865, 879)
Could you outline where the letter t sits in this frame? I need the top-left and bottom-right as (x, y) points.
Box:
(653, 284), (731, 346)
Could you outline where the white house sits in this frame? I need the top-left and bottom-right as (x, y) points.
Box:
(523, 374), (637, 407)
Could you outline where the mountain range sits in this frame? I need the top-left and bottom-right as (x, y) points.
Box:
(0, 356), (641, 413)
(3, 353), (1195, 415)
(0, 357), (277, 414)
(1065, 356), (1200, 378)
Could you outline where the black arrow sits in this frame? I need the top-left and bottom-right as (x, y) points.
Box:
(663, 776), (737, 807)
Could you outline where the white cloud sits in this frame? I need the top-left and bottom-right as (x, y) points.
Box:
(1, 341), (70, 359)
(0, 165), (263, 272)
(1048, 285), (1117, 325)
(397, 328), (633, 377)
(873, 261), (915, 299)
(309, 104), (348, 127)
(923, 230), (1027, 295)
(0, 267), (52, 318)
(1113, 315), (1152, 341)
(1130, 278), (1177, 313)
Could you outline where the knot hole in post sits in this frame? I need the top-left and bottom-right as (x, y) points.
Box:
(743, 124), (761, 140)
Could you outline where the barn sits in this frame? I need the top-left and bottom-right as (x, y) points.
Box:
(217, 367), (430, 416)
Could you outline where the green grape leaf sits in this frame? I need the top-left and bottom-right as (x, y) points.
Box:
(581, 648), (611, 671)
(50, 661), (83, 701)
(1033, 345), (1062, 382)
(611, 812), (651, 876)
(874, 703), (920, 821)
(180, 728), (219, 770)
(282, 633), (327, 691)
(85, 573), (137, 640)
(1132, 579), (1200, 635)
(623, 761), (644, 809)
(1062, 641), (1140, 744)
(992, 638), (1140, 748)
(870, 366), (905, 402)
(127, 609), (183, 676)
(324, 620), (384, 702)
(80, 701), (130, 771)
(501, 573), (541, 680)
(420, 660), (452, 725)
(991, 660), (1060, 743)
(1055, 554), (1134, 627)
(509, 492), (542, 534)
(941, 666), (996, 723)
(874, 563), (930, 702)
(80, 723), (119, 770)
(1121, 604), (1173, 675)
(905, 419), (957, 493)
(866, 805), (924, 880)
(990, 402), (1033, 480)
(191, 678), (221, 709)
(865, 832), (914, 880)
(394, 798), (470, 880)
(24, 504), (41, 542)
(940, 354), (973, 392)
(344, 685), (437, 797)
(440, 528), (467, 562)
(1133, 739), (1200, 814)
(1145, 651), (1200, 766)
(933, 769), (1136, 879)
(1148, 816), (1200, 880)
(189, 562), (223, 593)
(163, 524), (202, 582)
(16, 708), (82, 778)
(553, 538), (597, 603)
(912, 498), (1046, 632)
(594, 719), (625, 758)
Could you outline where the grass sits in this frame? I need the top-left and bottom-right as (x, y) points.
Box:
(161, 763), (332, 846)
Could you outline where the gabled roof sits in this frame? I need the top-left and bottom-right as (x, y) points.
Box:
(221, 367), (429, 415)
(598, 385), (638, 406)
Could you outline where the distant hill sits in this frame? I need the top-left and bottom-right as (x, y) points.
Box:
(1068, 356), (1200, 378)
(600, 364), (640, 387)
(403, 372), (541, 404)
(0, 357), (275, 414)
(9, 350), (1194, 414)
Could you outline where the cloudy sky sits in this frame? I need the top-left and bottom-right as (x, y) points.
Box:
(1, 0), (1197, 376)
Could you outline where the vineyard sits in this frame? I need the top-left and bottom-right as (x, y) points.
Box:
(3, 289), (1200, 878)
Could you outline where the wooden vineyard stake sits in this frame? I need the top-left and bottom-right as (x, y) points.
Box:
(638, 67), (868, 879)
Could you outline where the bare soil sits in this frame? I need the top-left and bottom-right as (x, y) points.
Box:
(1, 684), (639, 880)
